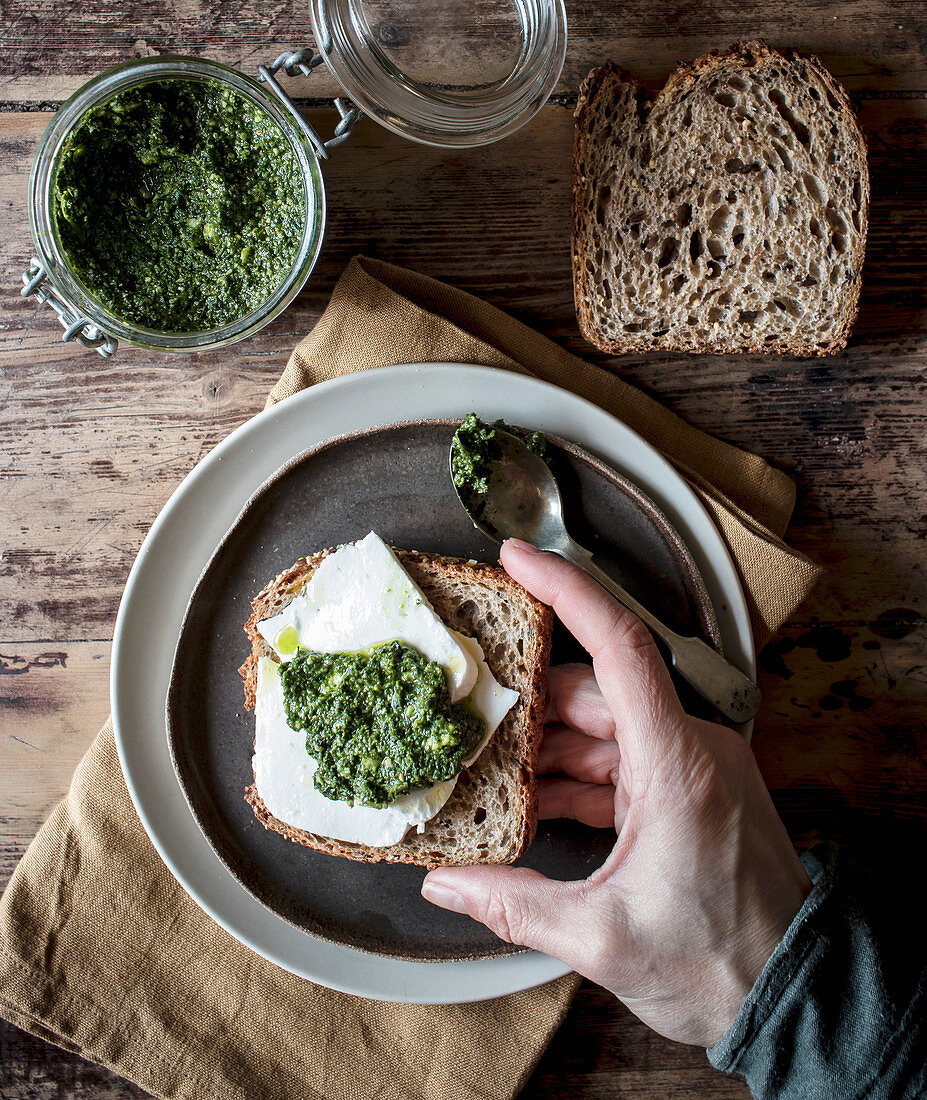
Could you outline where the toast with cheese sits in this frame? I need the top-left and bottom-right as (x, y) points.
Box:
(239, 547), (553, 868)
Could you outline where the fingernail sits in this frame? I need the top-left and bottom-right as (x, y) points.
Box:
(421, 879), (468, 914)
(504, 538), (543, 555)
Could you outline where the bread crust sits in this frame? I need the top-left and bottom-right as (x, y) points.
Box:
(572, 42), (869, 357)
(239, 547), (553, 869)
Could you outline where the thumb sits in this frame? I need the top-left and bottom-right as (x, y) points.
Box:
(422, 865), (599, 963)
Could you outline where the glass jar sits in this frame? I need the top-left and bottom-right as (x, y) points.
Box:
(26, 56), (330, 356)
(23, 0), (567, 356)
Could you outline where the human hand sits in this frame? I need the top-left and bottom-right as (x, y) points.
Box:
(422, 539), (811, 1047)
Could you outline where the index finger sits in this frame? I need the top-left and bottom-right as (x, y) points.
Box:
(501, 539), (685, 740)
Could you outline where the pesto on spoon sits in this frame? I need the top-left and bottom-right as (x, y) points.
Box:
(450, 416), (762, 724)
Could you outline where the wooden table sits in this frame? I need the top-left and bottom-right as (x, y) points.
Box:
(2, 1), (926, 1095)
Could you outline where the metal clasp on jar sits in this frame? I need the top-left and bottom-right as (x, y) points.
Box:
(21, 257), (118, 357)
(257, 49), (360, 160)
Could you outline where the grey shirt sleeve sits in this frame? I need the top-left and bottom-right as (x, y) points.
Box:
(707, 844), (927, 1099)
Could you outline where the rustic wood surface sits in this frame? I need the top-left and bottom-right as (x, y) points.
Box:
(2, 0), (926, 1094)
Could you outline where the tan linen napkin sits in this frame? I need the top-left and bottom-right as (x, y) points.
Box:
(270, 256), (822, 642)
(0, 256), (821, 1100)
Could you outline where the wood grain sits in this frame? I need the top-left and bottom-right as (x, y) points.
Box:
(2, 0), (927, 101)
(2, 0), (927, 1095)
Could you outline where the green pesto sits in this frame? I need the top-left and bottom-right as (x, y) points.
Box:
(279, 641), (485, 809)
(450, 413), (548, 497)
(53, 78), (304, 332)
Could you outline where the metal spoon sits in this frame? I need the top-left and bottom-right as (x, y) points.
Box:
(451, 429), (761, 724)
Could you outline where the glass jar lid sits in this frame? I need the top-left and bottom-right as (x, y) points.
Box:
(309, 0), (567, 147)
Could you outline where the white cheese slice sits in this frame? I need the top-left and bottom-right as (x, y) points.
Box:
(453, 631), (519, 765)
(251, 535), (520, 848)
(257, 531), (478, 702)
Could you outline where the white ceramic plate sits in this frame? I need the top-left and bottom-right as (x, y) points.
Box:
(111, 363), (754, 1004)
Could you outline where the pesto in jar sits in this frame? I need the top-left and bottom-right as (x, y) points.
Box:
(279, 640), (486, 809)
(52, 78), (305, 332)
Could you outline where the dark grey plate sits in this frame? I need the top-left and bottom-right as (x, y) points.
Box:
(167, 420), (718, 962)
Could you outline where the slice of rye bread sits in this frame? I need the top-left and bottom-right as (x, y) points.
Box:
(239, 547), (553, 868)
(572, 42), (869, 357)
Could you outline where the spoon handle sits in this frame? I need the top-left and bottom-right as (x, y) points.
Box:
(557, 544), (761, 725)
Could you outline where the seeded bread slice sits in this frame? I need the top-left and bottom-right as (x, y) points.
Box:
(572, 42), (869, 356)
(239, 547), (553, 868)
